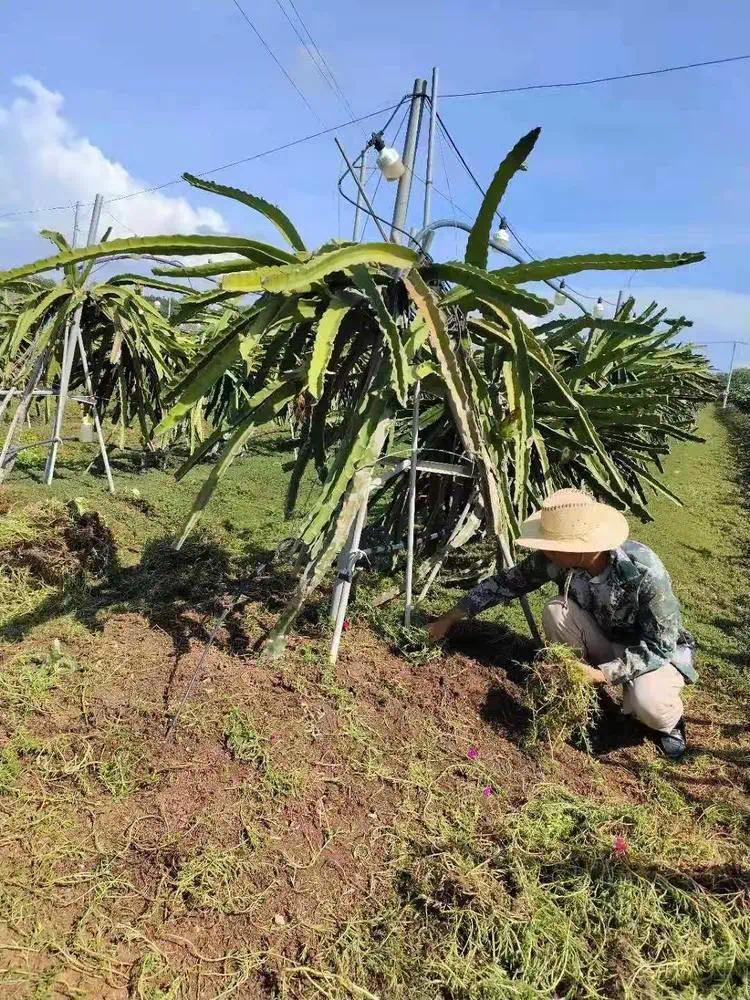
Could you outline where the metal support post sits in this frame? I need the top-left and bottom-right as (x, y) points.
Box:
(335, 139), (389, 242)
(390, 78), (426, 243)
(352, 154), (366, 241)
(422, 68), (438, 233)
(403, 380), (421, 626)
(43, 194), (103, 486)
(329, 494), (370, 664)
(75, 326), (115, 494)
(722, 341), (737, 408)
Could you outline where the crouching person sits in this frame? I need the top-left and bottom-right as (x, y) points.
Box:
(427, 488), (696, 760)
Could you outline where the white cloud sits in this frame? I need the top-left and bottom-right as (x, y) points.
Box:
(0, 76), (227, 240)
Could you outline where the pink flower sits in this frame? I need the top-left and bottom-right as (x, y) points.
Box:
(466, 747), (479, 761)
(342, 619), (351, 632)
(482, 785), (493, 797)
(613, 835), (628, 856)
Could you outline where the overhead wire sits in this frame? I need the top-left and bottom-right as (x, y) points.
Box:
(271, 0), (342, 115)
(441, 52), (750, 99)
(5, 49), (749, 223)
(435, 109), (618, 307)
(229, 0), (322, 121)
(277, 0), (359, 123)
(0, 102), (404, 221)
(435, 127), (461, 257)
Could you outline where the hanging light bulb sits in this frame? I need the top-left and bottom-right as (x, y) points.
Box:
(371, 132), (405, 182)
(593, 297), (605, 319)
(493, 217), (510, 248)
(554, 280), (566, 306)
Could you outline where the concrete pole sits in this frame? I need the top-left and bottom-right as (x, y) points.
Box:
(390, 78), (426, 243)
(404, 69), (438, 626)
(72, 201), (81, 248)
(722, 341), (738, 408)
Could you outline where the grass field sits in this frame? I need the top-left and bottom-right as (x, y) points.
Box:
(0, 406), (748, 998)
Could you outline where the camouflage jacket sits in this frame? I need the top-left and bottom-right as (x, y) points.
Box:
(458, 540), (697, 685)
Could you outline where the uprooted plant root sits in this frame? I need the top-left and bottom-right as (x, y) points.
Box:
(524, 642), (601, 753)
(0, 498), (116, 585)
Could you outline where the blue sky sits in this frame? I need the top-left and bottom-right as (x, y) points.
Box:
(2, 0), (748, 369)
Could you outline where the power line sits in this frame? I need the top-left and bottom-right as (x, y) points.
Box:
(0, 101), (403, 221)
(272, 0), (340, 113)
(277, 0), (358, 123)
(442, 52), (750, 99)
(435, 111), (619, 306)
(229, 0), (322, 121)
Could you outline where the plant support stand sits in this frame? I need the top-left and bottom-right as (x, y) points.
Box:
(0, 193), (116, 493)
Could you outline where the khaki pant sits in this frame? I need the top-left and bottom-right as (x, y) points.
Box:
(542, 597), (685, 734)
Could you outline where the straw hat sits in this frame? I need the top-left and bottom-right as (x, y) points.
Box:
(516, 488), (629, 552)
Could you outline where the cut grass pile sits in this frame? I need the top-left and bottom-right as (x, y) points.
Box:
(0, 495), (116, 585)
(524, 642), (601, 753)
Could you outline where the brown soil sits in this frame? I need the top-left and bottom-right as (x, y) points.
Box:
(0, 599), (747, 997)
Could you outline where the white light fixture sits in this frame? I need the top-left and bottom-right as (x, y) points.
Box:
(493, 217), (510, 248)
(593, 297), (605, 319)
(554, 280), (566, 306)
(376, 145), (405, 181)
(370, 131), (405, 182)
(79, 415), (94, 444)
(153, 299), (161, 311)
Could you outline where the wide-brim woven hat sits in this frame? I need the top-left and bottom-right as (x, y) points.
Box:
(517, 488), (629, 552)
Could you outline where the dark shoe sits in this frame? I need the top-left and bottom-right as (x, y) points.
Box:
(657, 718), (686, 760)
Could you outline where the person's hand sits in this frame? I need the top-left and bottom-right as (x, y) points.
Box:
(426, 610), (464, 644)
(580, 663), (607, 685)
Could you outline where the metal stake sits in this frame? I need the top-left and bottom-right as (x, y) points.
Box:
(75, 326), (115, 493)
(71, 200), (81, 248)
(43, 194), (104, 486)
(422, 68), (438, 232)
(722, 341), (737, 408)
(335, 139), (389, 242)
(403, 379), (421, 626)
(352, 153), (366, 241)
(329, 491), (370, 664)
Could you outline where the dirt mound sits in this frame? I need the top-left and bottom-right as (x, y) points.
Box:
(0, 497), (116, 585)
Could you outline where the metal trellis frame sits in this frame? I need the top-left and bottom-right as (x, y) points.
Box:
(0, 194), (115, 492)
